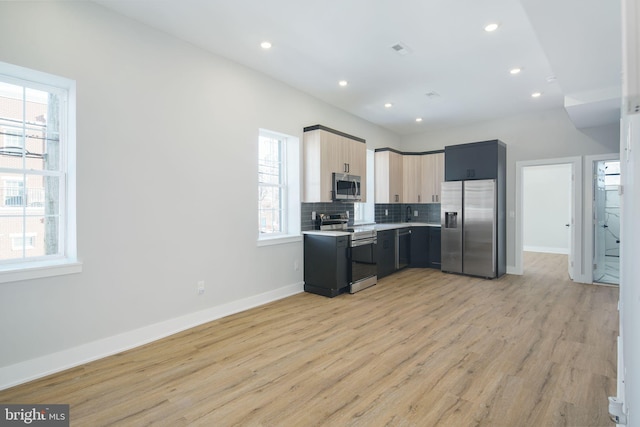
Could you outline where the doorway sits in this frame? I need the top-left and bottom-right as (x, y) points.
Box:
(521, 163), (573, 277)
(515, 157), (582, 281)
(592, 160), (620, 285)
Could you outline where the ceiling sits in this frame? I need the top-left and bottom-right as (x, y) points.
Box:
(93, 0), (622, 136)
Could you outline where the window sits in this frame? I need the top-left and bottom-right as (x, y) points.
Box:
(258, 131), (286, 235)
(354, 149), (375, 224)
(257, 129), (300, 245)
(0, 61), (79, 281)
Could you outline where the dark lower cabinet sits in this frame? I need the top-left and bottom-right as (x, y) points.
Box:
(303, 234), (349, 297)
(428, 227), (441, 269)
(409, 227), (429, 268)
(409, 226), (441, 269)
(376, 230), (396, 279)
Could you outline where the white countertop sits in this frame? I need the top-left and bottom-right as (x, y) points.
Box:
(375, 222), (440, 230)
(302, 222), (440, 236)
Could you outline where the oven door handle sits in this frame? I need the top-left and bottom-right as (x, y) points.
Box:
(350, 238), (377, 247)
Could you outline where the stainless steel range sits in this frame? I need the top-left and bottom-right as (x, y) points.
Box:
(316, 213), (378, 293)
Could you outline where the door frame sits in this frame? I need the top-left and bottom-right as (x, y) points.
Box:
(514, 156), (584, 281)
(584, 153), (620, 284)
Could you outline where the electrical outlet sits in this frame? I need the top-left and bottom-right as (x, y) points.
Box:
(385, 209), (388, 216)
(197, 280), (205, 295)
(312, 211), (316, 220)
(414, 210), (418, 217)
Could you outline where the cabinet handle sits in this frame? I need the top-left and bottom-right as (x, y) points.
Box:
(418, 195), (421, 203)
(395, 194), (399, 203)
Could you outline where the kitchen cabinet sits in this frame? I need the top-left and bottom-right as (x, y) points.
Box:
(428, 227), (441, 269)
(409, 227), (430, 268)
(376, 149), (444, 204)
(403, 152), (444, 203)
(376, 229), (396, 279)
(303, 234), (349, 297)
(303, 125), (367, 203)
(423, 152), (444, 203)
(375, 149), (403, 203)
(444, 139), (506, 181)
(403, 154), (423, 203)
(409, 226), (441, 269)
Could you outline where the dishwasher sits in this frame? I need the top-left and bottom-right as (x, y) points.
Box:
(396, 228), (411, 270)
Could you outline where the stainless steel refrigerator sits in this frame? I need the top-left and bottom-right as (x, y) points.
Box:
(441, 179), (500, 278)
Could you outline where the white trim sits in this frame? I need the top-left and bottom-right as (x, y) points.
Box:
(0, 259), (82, 283)
(0, 281), (304, 390)
(256, 234), (302, 246)
(515, 157), (584, 281)
(523, 245), (569, 255)
(583, 153), (620, 284)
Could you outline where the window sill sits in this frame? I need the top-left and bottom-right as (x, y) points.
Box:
(0, 259), (83, 284)
(257, 234), (302, 247)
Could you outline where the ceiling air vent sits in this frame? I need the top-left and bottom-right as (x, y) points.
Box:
(390, 42), (411, 56)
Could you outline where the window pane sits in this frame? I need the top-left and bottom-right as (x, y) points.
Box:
(259, 185), (282, 234)
(0, 81), (24, 122)
(258, 135), (282, 186)
(0, 216), (24, 260)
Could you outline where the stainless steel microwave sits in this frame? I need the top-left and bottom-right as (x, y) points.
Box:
(332, 173), (362, 201)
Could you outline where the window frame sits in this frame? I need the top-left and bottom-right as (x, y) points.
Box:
(0, 61), (81, 283)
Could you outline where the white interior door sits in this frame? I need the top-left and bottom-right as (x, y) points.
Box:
(593, 161), (607, 282)
(568, 165), (575, 280)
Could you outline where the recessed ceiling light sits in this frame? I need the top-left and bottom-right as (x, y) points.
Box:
(260, 41), (272, 49)
(531, 92), (542, 98)
(384, 103), (393, 108)
(338, 80), (348, 87)
(484, 23), (499, 32)
(510, 68), (521, 75)
(415, 117), (423, 123)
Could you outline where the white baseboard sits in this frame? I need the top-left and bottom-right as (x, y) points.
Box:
(0, 282), (304, 391)
(523, 246), (569, 255)
(506, 265), (522, 275)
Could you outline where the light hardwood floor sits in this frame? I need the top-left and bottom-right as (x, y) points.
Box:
(0, 252), (619, 426)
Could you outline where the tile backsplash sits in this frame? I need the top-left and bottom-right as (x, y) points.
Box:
(301, 203), (441, 231)
(301, 202), (355, 230)
(375, 203), (441, 224)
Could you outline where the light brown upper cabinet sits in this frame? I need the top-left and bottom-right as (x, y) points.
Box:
(303, 125), (366, 203)
(375, 149), (444, 204)
(423, 152), (444, 203)
(403, 154), (424, 203)
(375, 149), (404, 203)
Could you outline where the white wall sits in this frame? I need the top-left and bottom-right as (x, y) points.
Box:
(0, 2), (400, 388)
(522, 164), (572, 254)
(620, 0), (640, 424)
(401, 109), (619, 272)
